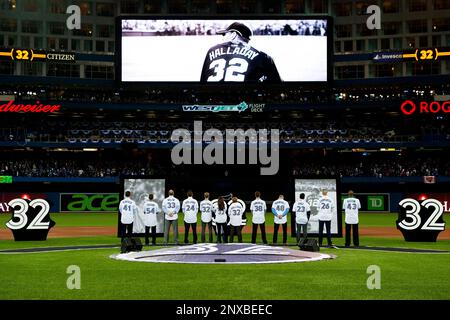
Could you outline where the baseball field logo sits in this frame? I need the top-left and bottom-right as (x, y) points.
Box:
(112, 243), (333, 264)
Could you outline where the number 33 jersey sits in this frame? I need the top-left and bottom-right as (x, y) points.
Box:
(200, 41), (282, 83)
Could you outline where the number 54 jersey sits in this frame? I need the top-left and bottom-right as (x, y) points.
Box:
(200, 41), (282, 83)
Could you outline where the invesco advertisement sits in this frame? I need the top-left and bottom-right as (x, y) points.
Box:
(60, 193), (119, 213)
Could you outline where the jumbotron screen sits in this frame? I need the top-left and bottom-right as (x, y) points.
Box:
(118, 17), (330, 83)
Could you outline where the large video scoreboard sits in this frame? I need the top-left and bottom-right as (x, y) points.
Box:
(117, 16), (332, 84)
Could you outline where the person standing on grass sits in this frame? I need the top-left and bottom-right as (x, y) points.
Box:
(293, 193), (311, 244)
(143, 193), (160, 246)
(272, 194), (289, 245)
(342, 190), (361, 247)
(213, 196), (228, 243)
(228, 197), (244, 243)
(182, 190), (199, 244)
(250, 191), (268, 244)
(119, 190), (137, 241)
(200, 192), (214, 243)
(162, 189), (180, 245)
(318, 189), (335, 247)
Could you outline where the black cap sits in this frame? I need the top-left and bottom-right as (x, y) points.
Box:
(217, 22), (252, 41)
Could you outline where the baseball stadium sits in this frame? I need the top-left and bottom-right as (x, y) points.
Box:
(1, 0), (450, 303)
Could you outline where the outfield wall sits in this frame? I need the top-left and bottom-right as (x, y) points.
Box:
(1, 177), (449, 213)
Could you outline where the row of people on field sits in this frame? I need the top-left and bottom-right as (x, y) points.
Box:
(119, 189), (361, 248)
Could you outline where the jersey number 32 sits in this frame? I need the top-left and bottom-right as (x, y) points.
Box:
(208, 58), (248, 82)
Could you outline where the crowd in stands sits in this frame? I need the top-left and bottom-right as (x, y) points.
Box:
(1, 117), (448, 145)
(292, 157), (445, 178)
(1, 85), (449, 105)
(122, 19), (327, 37)
(1, 156), (448, 178)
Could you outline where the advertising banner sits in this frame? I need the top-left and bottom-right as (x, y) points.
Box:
(60, 193), (119, 213)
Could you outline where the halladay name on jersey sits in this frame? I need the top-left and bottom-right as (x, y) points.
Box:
(208, 46), (259, 61)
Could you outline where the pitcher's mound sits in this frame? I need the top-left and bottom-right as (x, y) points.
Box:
(111, 243), (335, 264)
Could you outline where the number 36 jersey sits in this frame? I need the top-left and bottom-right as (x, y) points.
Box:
(200, 41), (282, 83)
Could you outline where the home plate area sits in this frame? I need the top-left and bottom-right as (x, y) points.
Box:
(111, 243), (335, 264)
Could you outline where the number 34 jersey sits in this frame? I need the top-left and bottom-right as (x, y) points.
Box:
(200, 41), (282, 83)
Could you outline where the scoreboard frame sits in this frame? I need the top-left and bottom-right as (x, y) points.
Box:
(115, 14), (334, 88)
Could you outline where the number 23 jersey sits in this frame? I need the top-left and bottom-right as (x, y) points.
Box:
(200, 41), (281, 83)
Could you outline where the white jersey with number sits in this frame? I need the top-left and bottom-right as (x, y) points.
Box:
(227, 199), (247, 226)
(272, 199), (289, 224)
(317, 196), (335, 221)
(162, 196), (180, 221)
(342, 197), (361, 224)
(119, 197), (137, 225)
(200, 199), (213, 223)
(293, 199), (311, 225)
(182, 197), (199, 224)
(228, 202), (244, 227)
(212, 202), (228, 224)
(142, 200), (160, 227)
(250, 198), (267, 224)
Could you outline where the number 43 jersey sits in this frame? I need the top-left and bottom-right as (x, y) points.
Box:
(342, 197), (361, 224)
(200, 41), (282, 83)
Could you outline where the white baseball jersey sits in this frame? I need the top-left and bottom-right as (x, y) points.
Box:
(212, 202), (228, 224)
(342, 197), (361, 224)
(272, 199), (289, 224)
(250, 198), (267, 224)
(162, 196), (180, 221)
(142, 200), (160, 227)
(119, 197), (137, 225)
(227, 199), (246, 213)
(200, 199), (213, 223)
(182, 197), (199, 224)
(293, 199), (311, 225)
(317, 196), (335, 221)
(228, 202), (244, 227)
(227, 198), (247, 226)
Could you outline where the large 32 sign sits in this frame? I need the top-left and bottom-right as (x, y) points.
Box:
(6, 198), (55, 241)
(397, 198), (446, 242)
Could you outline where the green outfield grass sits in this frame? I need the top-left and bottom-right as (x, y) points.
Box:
(1, 212), (449, 300)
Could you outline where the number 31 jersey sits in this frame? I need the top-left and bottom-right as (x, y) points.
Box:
(200, 41), (282, 83)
